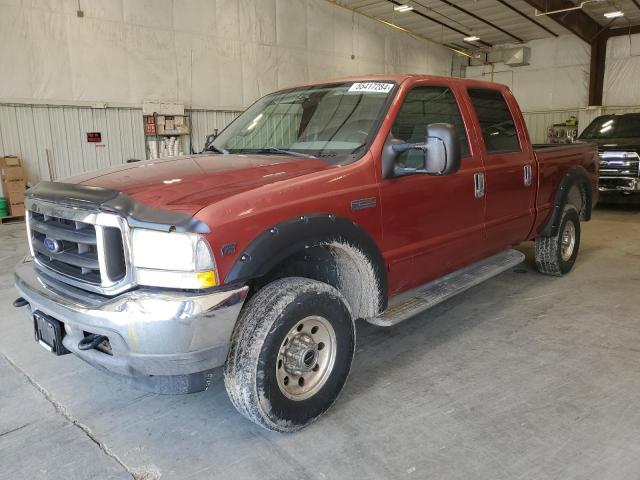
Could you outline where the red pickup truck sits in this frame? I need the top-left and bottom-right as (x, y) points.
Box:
(14, 75), (598, 432)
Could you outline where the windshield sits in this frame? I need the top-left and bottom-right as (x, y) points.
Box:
(580, 114), (640, 139)
(211, 81), (396, 164)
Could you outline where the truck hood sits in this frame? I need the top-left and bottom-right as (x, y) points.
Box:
(582, 138), (640, 150)
(68, 154), (335, 216)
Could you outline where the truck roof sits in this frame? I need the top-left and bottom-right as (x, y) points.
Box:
(280, 74), (510, 92)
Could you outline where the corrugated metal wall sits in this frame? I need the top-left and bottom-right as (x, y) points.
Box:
(189, 110), (241, 152)
(524, 106), (640, 143)
(2, 103), (640, 187)
(0, 104), (241, 186)
(522, 110), (580, 144)
(0, 104), (146, 183)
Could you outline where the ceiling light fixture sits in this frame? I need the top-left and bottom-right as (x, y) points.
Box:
(604, 10), (624, 18)
(463, 36), (480, 42)
(394, 4), (414, 12)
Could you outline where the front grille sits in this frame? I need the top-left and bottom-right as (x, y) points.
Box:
(26, 202), (130, 294)
(30, 211), (102, 284)
(599, 151), (640, 178)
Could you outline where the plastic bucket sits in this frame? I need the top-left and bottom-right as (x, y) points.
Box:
(0, 198), (6, 209)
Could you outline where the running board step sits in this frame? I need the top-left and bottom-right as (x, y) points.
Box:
(368, 249), (525, 327)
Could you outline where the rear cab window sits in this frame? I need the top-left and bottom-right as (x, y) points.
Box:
(467, 88), (521, 154)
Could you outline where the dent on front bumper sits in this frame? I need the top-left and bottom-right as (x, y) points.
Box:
(14, 257), (248, 393)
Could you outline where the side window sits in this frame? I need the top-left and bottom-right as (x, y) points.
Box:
(467, 88), (521, 153)
(391, 86), (470, 168)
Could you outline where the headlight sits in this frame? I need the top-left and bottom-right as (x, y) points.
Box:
(131, 229), (218, 289)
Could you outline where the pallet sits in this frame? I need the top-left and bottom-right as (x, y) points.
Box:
(368, 249), (526, 327)
(0, 215), (25, 224)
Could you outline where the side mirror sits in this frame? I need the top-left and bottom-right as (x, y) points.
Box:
(203, 129), (219, 151)
(384, 123), (461, 178)
(423, 123), (461, 175)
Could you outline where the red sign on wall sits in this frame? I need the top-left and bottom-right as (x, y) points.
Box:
(87, 132), (102, 143)
(144, 115), (156, 135)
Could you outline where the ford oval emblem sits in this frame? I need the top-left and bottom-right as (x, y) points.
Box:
(44, 237), (62, 253)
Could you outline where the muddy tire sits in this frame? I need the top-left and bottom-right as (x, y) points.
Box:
(535, 205), (581, 276)
(224, 277), (355, 432)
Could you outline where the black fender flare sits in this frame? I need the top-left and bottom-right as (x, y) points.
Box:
(225, 213), (388, 309)
(540, 165), (593, 237)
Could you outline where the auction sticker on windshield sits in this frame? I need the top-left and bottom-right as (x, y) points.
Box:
(348, 82), (394, 93)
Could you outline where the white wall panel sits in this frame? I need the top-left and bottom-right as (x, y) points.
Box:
(603, 34), (640, 107)
(0, 0), (454, 109)
(466, 33), (640, 113)
(0, 0), (456, 179)
(466, 35), (590, 112)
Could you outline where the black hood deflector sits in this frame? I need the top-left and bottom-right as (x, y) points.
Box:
(26, 181), (210, 234)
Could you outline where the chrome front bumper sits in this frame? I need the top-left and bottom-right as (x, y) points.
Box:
(14, 257), (248, 393)
(599, 177), (640, 193)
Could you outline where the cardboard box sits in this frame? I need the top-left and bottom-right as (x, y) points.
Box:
(0, 156), (20, 168)
(3, 179), (25, 195)
(1, 166), (25, 182)
(6, 190), (24, 206)
(9, 203), (25, 217)
(1, 179), (23, 200)
(2, 177), (25, 208)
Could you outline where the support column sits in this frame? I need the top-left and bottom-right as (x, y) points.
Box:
(588, 34), (608, 107)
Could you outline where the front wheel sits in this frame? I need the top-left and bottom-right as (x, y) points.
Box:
(535, 205), (581, 276)
(224, 277), (355, 432)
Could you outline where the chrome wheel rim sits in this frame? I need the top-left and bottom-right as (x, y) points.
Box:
(561, 221), (576, 261)
(276, 316), (336, 401)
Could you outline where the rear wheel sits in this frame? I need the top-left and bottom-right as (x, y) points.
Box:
(535, 205), (581, 276)
(224, 277), (355, 432)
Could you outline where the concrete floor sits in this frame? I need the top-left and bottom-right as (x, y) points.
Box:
(1, 206), (640, 480)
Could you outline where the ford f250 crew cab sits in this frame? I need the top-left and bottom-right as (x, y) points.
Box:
(13, 75), (599, 432)
(579, 113), (640, 197)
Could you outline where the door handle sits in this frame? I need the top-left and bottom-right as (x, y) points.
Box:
(474, 172), (485, 198)
(524, 164), (533, 187)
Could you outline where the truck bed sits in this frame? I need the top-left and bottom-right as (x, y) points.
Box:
(531, 142), (599, 237)
(532, 142), (592, 151)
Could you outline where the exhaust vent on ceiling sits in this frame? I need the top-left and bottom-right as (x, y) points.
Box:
(502, 47), (531, 67)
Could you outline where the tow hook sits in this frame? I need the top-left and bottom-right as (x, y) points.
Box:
(78, 334), (107, 351)
(13, 297), (28, 308)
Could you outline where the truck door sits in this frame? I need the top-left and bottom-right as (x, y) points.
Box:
(379, 84), (486, 295)
(465, 88), (536, 250)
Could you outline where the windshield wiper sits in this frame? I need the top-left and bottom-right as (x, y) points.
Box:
(206, 145), (229, 154)
(255, 147), (317, 159)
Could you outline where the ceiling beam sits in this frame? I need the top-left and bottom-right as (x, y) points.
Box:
(386, 0), (493, 48)
(324, 0), (476, 59)
(433, 0), (525, 43)
(493, 0), (559, 37)
(519, 0), (600, 43)
(608, 24), (640, 36)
